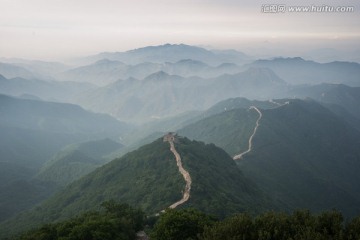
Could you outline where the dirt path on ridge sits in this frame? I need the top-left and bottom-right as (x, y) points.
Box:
(166, 139), (192, 209)
(233, 106), (262, 160)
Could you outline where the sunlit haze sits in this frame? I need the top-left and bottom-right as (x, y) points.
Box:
(0, 0), (359, 60)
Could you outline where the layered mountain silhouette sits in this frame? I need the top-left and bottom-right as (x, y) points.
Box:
(76, 68), (286, 122)
(0, 94), (131, 224)
(0, 59), (68, 79)
(1, 43), (360, 239)
(83, 43), (251, 66)
(0, 62), (38, 79)
(0, 74), (94, 103)
(287, 83), (360, 119)
(58, 58), (243, 86)
(247, 57), (360, 86)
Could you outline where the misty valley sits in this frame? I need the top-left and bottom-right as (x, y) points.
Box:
(1, 44), (360, 239)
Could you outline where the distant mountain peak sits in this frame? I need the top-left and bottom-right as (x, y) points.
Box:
(283, 57), (304, 61)
(86, 43), (250, 66)
(126, 43), (210, 53)
(143, 71), (183, 82)
(94, 58), (123, 65)
(254, 57), (308, 64)
(176, 59), (207, 65)
(146, 70), (169, 77)
(217, 62), (238, 68)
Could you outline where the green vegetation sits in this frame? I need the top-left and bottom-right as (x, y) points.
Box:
(0, 160), (56, 223)
(178, 97), (286, 157)
(152, 209), (360, 240)
(0, 94), (132, 223)
(36, 150), (100, 186)
(15, 201), (144, 240)
(0, 138), (183, 237)
(180, 99), (360, 217)
(0, 137), (272, 237)
(178, 108), (259, 156)
(175, 137), (273, 217)
(36, 139), (122, 186)
(10, 206), (360, 240)
(150, 208), (215, 240)
(0, 178), (56, 223)
(238, 100), (360, 217)
(204, 97), (278, 117)
(201, 209), (358, 240)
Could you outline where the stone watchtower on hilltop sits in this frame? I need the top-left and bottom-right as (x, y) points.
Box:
(163, 132), (177, 142)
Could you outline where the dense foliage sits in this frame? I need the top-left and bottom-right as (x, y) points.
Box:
(201, 210), (353, 240)
(0, 139), (183, 237)
(180, 99), (360, 217)
(36, 139), (122, 186)
(0, 94), (130, 224)
(15, 201), (144, 240)
(10, 207), (360, 240)
(175, 137), (273, 217)
(150, 208), (215, 240)
(151, 209), (360, 240)
(0, 137), (271, 237)
(178, 108), (259, 156)
(239, 100), (360, 217)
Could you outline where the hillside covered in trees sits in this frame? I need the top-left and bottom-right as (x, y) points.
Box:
(0, 137), (273, 238)
(13, 203), (360, 240)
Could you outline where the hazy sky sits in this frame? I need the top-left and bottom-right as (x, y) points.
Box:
(0, 0), (359, 60)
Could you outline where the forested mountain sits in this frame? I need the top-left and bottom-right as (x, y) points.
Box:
(36, 139), (123, 186)
(0, 137), (273, 237)
(238, 100), (360, 217)
(13, 206), (360, 240)
(122, 97), (282, 147)
(0, 95), (131, 225)
(2, 43), (360, 240)
(179, 99), (360, 217)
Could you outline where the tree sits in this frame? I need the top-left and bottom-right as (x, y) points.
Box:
(289, 210), (323, 240)
(150, 208), (215, 240)
(346, 216), (360, 240)
(16, 201), (145, 240)
(316, 210), (344, 240)
(101, 200), (145, 232)
(201, 213), (255, 240)
(17, 224), (57, 240)
(254, 211), (291, 240)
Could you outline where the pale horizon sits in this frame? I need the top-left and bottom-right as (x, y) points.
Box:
(1, 0), (359, 61)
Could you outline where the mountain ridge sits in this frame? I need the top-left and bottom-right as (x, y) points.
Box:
(0, 137), (273, 237)
(76, 67), (286, 123)
(248, 57), (360, 86)
(179, 98), (360, 217)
